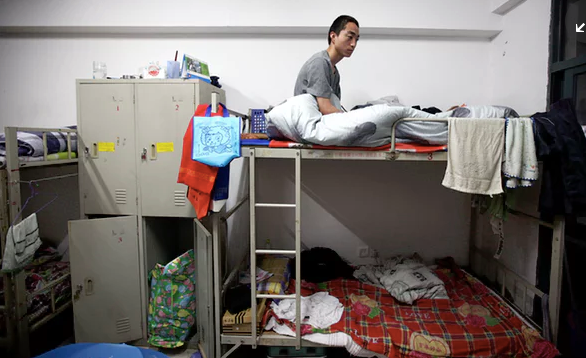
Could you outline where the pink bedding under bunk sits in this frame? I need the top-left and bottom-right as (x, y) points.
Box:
(0, 245), (71, 335)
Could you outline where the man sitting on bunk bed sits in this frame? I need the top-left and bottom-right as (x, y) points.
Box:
(294, 15), (359, 115)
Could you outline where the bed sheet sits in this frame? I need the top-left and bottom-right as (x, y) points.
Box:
(266, 264), (558, 358)
(241, 139), (447, 153)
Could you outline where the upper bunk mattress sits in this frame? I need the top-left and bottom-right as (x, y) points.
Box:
(265, 94), (518, 147)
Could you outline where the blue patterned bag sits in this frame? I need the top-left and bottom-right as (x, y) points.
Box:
(191, 103), (241, 167)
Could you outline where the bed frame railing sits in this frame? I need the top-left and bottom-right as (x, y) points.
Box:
(1, 126), (79, 357)
(469, 208), (564, 344)
(208, 115), (564, 358)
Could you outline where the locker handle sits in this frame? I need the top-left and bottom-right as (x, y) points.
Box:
(84, 278), (94, 296)
(74, 284), (83, 301)
(91, 143), (99, 159)
(150, 144), (157, 160)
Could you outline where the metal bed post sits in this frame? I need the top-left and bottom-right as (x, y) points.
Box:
(249, 148), (258, 349)
(213, 213), (222, 358)
(549, 216), (564, 345)
(294, 150), (302, 349)
(0, 169), (15, 353)
(5, 126), (30, 358)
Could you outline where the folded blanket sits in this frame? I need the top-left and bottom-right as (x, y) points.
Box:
(442, 118), (505, 195)
(502, 117), (538, 188)
(0, 127), (77, 157)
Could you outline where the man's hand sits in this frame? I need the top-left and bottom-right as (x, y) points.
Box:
(316, 97), (344, 115)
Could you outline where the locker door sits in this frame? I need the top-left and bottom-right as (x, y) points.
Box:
(195, 81), (226, 107)
(78, 84), (137, 215)
(195, 218), (214, 358)
(136, 83), (196, 217)
(69, 216), (142, 343)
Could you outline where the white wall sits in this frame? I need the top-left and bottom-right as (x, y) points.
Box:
(482, 0), (552, 285)
(0, 0), (499, 31)
(0, 0), (553, 270)
(0, 35), (491, 128)
(488, 0), (552, 114)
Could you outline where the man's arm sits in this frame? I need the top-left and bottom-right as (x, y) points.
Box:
(316, 97), (343, 115)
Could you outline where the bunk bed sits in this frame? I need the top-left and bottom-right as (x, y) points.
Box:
(199, 102), (568, 358)
(0, 126), (78, 358)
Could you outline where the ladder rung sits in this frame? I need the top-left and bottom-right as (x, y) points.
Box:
(256, 249), (296, 255)
(255, 203), (296, 208)
(256, 294), (295, 299)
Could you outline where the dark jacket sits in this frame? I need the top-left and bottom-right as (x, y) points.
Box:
(531, 99), (586, 216)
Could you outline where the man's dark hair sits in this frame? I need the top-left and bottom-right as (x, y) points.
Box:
(328, 15), (359, 45)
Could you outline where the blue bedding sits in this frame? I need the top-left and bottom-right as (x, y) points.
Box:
(0, 126), (78, 157)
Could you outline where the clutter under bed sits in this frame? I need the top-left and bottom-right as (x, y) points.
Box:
(0, 244), (71, 335)
(225, 251), (558, 358)
(267, 259), (556, 358)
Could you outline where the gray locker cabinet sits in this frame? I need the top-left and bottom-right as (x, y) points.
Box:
(78, 80), (226, 218)
(137, 82), (225, 217)
(74, 79), (226, 345)
(137, 83), (196, 217)
(69, 216), (142, 343)
(78, 83), (137, 215)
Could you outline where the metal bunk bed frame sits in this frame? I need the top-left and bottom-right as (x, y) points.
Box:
(202, 118), (564, 358)
(0, 126), (78, 358)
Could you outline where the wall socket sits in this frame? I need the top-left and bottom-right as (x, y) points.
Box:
(358, 246), (370, 258)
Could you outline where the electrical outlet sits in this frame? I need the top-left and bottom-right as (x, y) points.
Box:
(358, 246), (369, 258)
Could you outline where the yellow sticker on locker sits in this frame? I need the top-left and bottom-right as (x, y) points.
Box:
(98, 142), (115, 152)
(156, 142), (174, 152)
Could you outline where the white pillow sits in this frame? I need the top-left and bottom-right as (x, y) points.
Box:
(265, 94), (322, 142)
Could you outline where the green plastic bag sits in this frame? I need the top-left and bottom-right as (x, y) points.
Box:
(147, 249), (196, 348)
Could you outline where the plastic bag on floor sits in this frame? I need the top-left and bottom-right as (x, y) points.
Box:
(148, 249), (196, 348)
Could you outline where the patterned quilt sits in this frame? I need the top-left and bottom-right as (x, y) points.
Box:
(267, 265), (558, 358)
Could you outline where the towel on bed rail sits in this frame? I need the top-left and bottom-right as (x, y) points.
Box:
(503, 117), (538, 188)
(442, 118), (505, 195)
(2, 213), (41, 270)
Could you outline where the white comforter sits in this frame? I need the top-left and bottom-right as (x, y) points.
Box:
(266, 94), (518, 147)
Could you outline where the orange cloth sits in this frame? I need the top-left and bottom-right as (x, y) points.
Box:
(177, 104), (223, 219)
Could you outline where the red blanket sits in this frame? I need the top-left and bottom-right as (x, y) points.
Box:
(269, 268), (558, 358)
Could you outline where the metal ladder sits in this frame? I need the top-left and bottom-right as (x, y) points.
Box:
(248, 148), (302, 349)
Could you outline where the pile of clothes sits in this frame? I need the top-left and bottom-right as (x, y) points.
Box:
(353, 253), (448, 304)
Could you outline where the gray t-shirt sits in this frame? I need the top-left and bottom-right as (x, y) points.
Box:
(294, 50), (341, 101)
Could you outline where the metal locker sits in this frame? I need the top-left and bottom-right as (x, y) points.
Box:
(69, 216), (142, 343)
(78, 83), (137, 215)
(136, 83), (196, 217)
(196, 81), (226, 107)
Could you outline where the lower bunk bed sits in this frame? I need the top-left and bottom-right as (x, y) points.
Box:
(0, 245), (72, 337)
(0, 125), (78, 357)
(221, 252), (557, 358)
(187, 97), (582, 357)
(0, 244), (73, 357)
